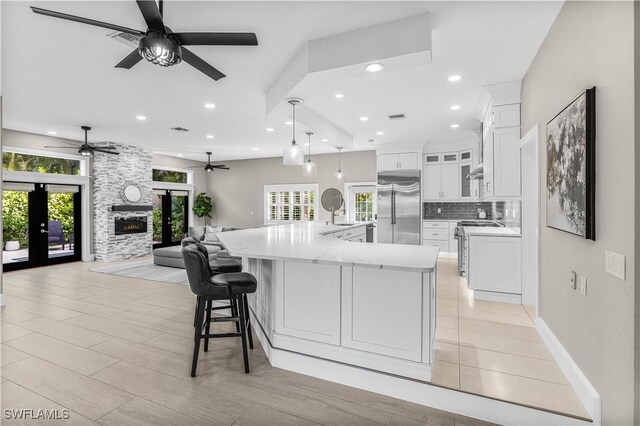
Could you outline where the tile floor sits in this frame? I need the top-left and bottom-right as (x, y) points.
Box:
(1, 258), (492, 426)
(431, 257), (590, 420)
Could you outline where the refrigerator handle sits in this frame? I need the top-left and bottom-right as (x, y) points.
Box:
(391, 190), (396, 225)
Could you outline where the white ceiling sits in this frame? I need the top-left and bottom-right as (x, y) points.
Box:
(1, 1), (562, 162)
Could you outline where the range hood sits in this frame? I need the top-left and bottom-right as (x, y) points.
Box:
(467, 163), (484, 180)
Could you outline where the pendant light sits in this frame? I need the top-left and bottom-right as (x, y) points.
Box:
(282, 98), (304, 166)
(302, 131), (318, 176)
(334, 146), (345, 182)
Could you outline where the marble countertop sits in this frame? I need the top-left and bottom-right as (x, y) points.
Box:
(216, 222), (439, 273)
(464, 226), (521, 237)
(318, 222), (370, 235)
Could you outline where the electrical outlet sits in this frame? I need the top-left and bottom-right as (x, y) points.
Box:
(580, 276), (587, 295)
(605, 250), (626, 280)
(570, 271), (577, 290)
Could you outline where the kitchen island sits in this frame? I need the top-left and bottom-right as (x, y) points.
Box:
(216, 222), (439, 381)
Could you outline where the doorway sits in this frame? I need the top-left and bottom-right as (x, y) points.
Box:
(152, 189), (189, 247)
(2, 182), (81, 271)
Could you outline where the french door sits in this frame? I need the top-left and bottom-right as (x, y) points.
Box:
(152, 189), (189, 248)
(2, 182), (81, 272)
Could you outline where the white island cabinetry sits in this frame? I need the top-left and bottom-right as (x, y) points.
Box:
(217, 222), (438, 381)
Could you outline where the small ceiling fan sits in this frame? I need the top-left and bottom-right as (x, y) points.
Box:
(45, 126), (120, 156)
(189, 152), (229, 172)
(31, 0), (258, 81)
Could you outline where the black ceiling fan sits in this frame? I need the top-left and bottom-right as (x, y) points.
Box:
(189, 152), (229, 172)
(45, 126), (120, 157)
(31, 0), (258, 81)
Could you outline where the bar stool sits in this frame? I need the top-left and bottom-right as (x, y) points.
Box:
(182, 238), (242, 332)
(182, 245), (256, 376)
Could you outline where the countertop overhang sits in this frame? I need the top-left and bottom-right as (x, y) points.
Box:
(216, 222), (439, 273)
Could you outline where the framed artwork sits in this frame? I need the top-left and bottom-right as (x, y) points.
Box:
(546, 87), (596, 240)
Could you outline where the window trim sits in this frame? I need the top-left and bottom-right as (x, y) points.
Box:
(344, 182), (377, 222)
(3, 145), (89, 177)
(264, 183), (319, 225)
(151, 165), (194, 185)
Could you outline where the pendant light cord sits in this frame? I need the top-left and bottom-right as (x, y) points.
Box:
(338, 147), (342, 172)
(292, 102), (296, 145)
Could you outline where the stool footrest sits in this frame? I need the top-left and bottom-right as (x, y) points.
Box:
(202, 332), (242, 339)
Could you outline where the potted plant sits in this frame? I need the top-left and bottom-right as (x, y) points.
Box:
(192, 192), (214, 226)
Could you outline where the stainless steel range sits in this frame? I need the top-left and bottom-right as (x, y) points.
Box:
(454, 220), (502, 275)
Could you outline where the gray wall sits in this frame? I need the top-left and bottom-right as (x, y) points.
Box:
(635, 2), (640, 423)
(206, 150), (377, 228)
(521, 2), (635, 423)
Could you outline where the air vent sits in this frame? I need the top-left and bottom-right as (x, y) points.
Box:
(388, 113), (406, 120)
(106, 31), (142, 48)
(171, 127), (190, 132)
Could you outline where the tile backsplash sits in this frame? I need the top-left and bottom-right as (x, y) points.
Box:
(423, 201), (521, 229)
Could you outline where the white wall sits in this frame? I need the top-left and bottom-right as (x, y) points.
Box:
(521, 2), (635, 423)
(206, 150), (377, 228)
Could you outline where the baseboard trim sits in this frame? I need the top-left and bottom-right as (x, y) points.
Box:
(537, 317), (601, 424)
(471, 289), (522, 304)
(251, 310), (593, 426)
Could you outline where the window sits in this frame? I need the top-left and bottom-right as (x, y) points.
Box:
(345, 183), (376, 222)
(152, 168), (188, 183)
(3, 151), (80, 175)
(354, 191), (374, 222)
(265, 184), (317, 224)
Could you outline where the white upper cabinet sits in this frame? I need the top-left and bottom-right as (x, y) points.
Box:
(422, 153), (459, 201)
(482, 102), (521, 199)
(378, 152), (419, 171)
(493, 104), (521, 128)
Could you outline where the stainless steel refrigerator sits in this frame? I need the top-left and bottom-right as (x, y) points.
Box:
(377, 170), (421, 245)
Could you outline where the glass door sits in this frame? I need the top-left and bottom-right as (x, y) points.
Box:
(152, 189), (189, 247)
(2, 182), (81, 271)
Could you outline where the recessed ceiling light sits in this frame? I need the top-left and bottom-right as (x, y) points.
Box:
(335, 93), (344, 99)
(284, 121), (293, 125)
(266, 127), (275, 132)
(206, 135), (214, 139)
(320, 138), (329, 142)
(204, 103), (216, 109)
(177, 153), (184, 157)
(360, 116), (369, 121)
(136, 115), (146, 121)
(450, 105), (461, 111)
(252, 147), (259, 151)
(365, 63), (384, 73)
(304, 143), (310, 146)
(376, 131), (384, 135)
(448, 75), (462, 82)
(47, 131), (57, 135)
(450, 124), (460, 128)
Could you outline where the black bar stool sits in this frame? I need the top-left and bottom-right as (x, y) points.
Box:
(182, 245), (256, 376)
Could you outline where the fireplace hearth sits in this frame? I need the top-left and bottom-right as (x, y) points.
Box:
(114, 216), (148, 235)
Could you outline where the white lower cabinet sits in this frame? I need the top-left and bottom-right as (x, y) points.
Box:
(467, 235), (522, 295)
(422, 220), (458, 254)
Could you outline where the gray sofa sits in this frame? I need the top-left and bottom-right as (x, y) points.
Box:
(153, 244), (220, 268)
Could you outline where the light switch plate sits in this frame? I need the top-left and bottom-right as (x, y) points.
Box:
(570, 271), (577, 289)
(605, 250), (626, 280)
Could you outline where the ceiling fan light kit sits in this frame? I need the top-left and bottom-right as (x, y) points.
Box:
(139, 31), (182, 67)
(302, 131), (317, 177)
(282, 98), (304, 166)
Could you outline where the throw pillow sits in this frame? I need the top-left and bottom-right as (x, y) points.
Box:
(204, 226), (223, 242)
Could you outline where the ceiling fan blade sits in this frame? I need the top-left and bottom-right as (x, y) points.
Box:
(90, 145), (117, 149)
(211, 165), (229, 169)
(136, 0), (166, 33)
(173, 32), (258, 46)
(115, 49), (143, 69)
(31, 7), (144, 36)
(91, 148), (120, 155)
(181, 47), (226, 81)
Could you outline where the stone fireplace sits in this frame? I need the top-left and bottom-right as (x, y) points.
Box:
(93, 142), (153, 261)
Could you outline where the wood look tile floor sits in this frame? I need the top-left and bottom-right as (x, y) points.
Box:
(432, 258), (590, 420)
(1, 259), (492, 426)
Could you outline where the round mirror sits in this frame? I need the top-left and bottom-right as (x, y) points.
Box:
(123, 185), (141, 203)
(321, 188), (344, 212)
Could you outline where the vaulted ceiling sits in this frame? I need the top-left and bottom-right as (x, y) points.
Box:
(1, 1), (563, 162)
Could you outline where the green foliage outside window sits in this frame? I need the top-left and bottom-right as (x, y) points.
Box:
(3, 152), (80, 175)
(2, 191), (29, 247)
(152, 169), (187, 183)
